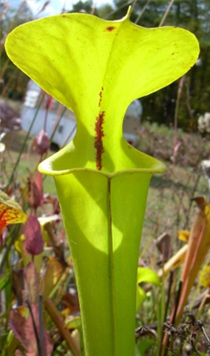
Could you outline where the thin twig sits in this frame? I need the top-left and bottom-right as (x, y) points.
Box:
(171, 281), (183, 325)
(104, 0), (132, 19)
(49, 106), (66, 145)
(26, 299), (41, 355)
(172, 76), (185, 168)
(201, 324), (210, 344)
(39, 294), (45, 356)
(159, 0), (176, 27)
(6, 94), (44, 190)
(135, 0), (152, 24)
(44, 297), (81, 356)
(61, 123), (77, 148)
(130, 0), (138, 14)
(162, 281), (183, 356)
(91, 0), (97, 15)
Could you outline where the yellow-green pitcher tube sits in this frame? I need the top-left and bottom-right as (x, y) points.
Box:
(39, 161), (155, 356)
(38, 137), (165, 356)
(56, 171), (150, 356)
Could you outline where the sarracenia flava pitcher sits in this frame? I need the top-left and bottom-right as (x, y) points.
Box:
(6, 9), (199, 356)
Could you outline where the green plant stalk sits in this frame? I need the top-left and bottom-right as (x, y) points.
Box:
(157, 278), (166, 350)
(5, 9), (199, 356)
(0, 225), (20, 274)
(1, 330), (19, 356)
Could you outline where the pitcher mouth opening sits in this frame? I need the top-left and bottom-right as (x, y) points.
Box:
(38, 140), (166, 178)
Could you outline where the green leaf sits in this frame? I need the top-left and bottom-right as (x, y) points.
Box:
(136, 287), (147, 311)
(0, 272), (10, 291)
(0, 190), (24, 212)
(0, 190), (27, 233)
(136, 340), (154, 356)
(136, 267), (160, 310)
(65, 316), (82, 330)
(137, 267), (160, 285)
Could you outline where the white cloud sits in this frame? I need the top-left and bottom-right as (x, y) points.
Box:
(26, 0), (114, 17)
(25, 0), (40, 14)
(26, 0), (60, 17)
(39, 5), (57, 16)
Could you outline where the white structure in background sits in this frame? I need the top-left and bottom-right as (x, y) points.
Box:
(21, 81), (76, 150)
(124, 99), (142, 144)
(198, 112), (210, 135)
(21, 80), (142, 149)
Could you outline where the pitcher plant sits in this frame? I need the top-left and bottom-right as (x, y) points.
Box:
(5, 8), (199, 356)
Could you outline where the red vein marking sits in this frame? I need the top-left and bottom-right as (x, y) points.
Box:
(94, 111), (105, 170)
(0, 207), (9, 233)
(98, 86), (104, 107)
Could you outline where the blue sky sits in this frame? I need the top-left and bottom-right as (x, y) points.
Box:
(6, 0), (114, 17)
(25, 0), (114, 17)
